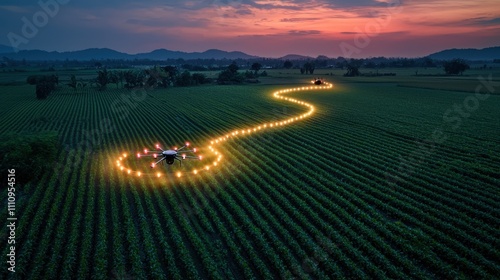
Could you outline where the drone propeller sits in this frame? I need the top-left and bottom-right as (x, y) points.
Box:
(137, 153), (162, 158)
(155, 144), (165, 151)
(151, 157), (166, 168)
(177, 142), (191, 151)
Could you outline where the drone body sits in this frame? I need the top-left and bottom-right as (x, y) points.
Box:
(137, 142), (200, 168)
(314, 78), (324, 85)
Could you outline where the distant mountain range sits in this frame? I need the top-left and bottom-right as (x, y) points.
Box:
(278, 54), (314, 60)
(0, 46), (258, 61)
(427, 46), (500, 61)
(0, 45), (499, 61)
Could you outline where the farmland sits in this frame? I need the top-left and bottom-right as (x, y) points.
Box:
(1, 69), (499, 279)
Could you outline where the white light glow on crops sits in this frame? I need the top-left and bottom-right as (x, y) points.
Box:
(113, 82), (333, 179)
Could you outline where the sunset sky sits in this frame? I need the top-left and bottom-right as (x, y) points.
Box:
(1, 0), (499, 57)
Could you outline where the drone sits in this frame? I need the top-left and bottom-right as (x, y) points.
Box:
(136, 142), (201, 168)
(312, 78), (324, 85)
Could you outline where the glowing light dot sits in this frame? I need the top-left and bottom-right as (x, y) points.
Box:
(193, 148), (197, 153)
(157, 173), (161, 178)
(137, 172), (141, 177)
(199, 155), (203, 160)
(177, 172), (182, 178)
(119, 157), (122, 161)
(186, 142), (190, 147)
(214, 162), (218, 166)
(137, 153), (141, 158)
(123, 153), (127, 158)
(127, 170), (131, 174)
(205, 166), (210, 170)
(120, 166), (124, 171)
(211, 141), (214, 145)
(144, 149), (148, 154)
(194, 170), (198, 174)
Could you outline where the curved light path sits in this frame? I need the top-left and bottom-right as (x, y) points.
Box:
(115, 81), (333, 179)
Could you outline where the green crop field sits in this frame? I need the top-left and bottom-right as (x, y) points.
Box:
(1, 69), (499, 279)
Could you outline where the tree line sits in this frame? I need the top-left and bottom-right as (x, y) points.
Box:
(26, 63), (268, 99)
(340, 58), (470, 77)
(217, 62), (267, 84)
(26, 58), (472, 99)
(27, 66), (212, 99)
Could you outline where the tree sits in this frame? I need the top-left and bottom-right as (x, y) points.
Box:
(176, 70), (192, 86)
(228, 62), (239, 73)
(27, 74), (58, 99)
(244, 70), (257, 79)
(423, 57), (436, 68)
(68, 74), (78, 91)
(303, 62), (315, 74)
(96, 69), (110, 90)
(117, 71), (125, 87)
(162, 66), (179, 86)
(251, 62), (262, 74)
(217, 63), (244, 84)
(191, 73), (207, 85)
(145, 66), (169, 88)
(124, 70), (145, 89)
(284, 60), (293, 69)
(109, 71), (119, 88)
(443, 59), (470, 75)
(365, 61), (376, 68)
(344, 64), (360, 77)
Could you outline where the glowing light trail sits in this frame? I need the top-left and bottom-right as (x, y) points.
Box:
(114, 82), (333, 178)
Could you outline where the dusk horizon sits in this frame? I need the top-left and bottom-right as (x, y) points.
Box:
(2, 0), (500, 58)
(3, 44), (500, 60)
